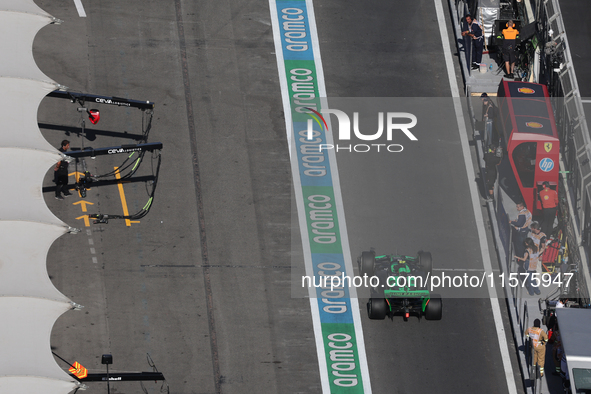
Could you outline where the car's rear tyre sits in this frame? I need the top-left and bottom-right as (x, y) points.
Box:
(368, 298), (387, 320)
(418, 251), (433, 275)
(360, 251), (375, 277)
(425, 294), (442, 320)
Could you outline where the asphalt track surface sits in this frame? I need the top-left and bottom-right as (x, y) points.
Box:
(33, 0), (523, 393)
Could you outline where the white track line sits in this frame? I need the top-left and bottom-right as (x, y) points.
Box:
(434, 1), (518, 393)
(73, 0), (86, 17)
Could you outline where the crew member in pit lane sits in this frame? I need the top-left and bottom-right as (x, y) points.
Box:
(462, 14), (484, 70)
(510, 201), (532, 259)
(501, 20), (519, 79)
(54, 140), (72, 200)
(484, 144), (502, 202)
(528, 222), (547, 273)
(539, 181), (558, 236)
(526, 319), (548, 377)
(481, 93), (496, 121)
(515, 238), (541, 296)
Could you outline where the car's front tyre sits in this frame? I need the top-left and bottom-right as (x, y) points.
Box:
(360, 251), (376, 277)
(418, 251), (433, 275)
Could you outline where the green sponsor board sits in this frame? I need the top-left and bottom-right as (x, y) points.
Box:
(322, 323), (364, 393)
(302, 186), (342, 254)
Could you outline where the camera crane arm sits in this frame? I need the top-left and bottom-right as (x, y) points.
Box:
(48, 90), (155, 111)
(65, 142), (163, 159)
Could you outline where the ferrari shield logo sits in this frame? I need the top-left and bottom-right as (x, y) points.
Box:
(544, 142), (553, 153)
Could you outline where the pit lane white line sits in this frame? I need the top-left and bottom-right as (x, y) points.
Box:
(73, 0), (86, 17)
(86, 229), (97, 263)
(434, 1), (518, 393)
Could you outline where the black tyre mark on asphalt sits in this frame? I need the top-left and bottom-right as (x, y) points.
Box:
(174, 2), (221, 393)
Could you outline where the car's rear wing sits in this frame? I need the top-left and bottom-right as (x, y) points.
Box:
(384, 290), (429, 298)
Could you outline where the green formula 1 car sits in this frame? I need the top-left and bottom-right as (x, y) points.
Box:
(358, 249), (442, 321)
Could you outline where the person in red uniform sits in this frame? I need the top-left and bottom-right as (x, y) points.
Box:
(539, 181), (558, 236)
